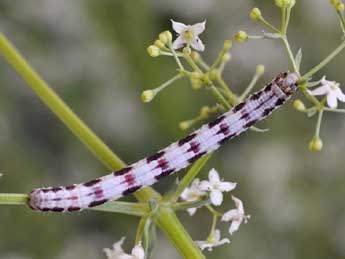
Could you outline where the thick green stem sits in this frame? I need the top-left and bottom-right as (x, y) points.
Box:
(215, 76), (238, 105)
(0, 32), (204, 259)
(281, 36), (300, 75)
(90, 201), (149, 216)
(0, 193), (28, 205)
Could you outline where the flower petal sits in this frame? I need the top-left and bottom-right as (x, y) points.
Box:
(221, 209), (239, 222)
(335, 86), (345, 102)
(171, 19), (187, 34)
(229, 220), (241, 235)
(172, 35), (186, 49)
(327, 92), (338, 109)
(191, 37), (205, 51)
(131, 243), (145, 259)
(199, 180), (212, 191)
(308, 85), (329, 96)
(191, 20), (206, 35)
(187, 207), (197, 216)
(232, 195), (244, 214)
(180, 187), (191, 200)
(210, 190), (223, 206)
(208, 168), (220, 183)
(219, 181), (237, 192)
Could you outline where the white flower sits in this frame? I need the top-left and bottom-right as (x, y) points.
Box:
(103, 238), (144, 259)
(180, 178), (206, 216)
(199, 168), (237, 206)
(221, 196), (250, 235)
(171, 19), (206, 51)
(308, 76), (345, 109)
(195, 229), (230, 251)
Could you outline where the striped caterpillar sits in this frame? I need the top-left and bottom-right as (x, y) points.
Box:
(28, 71), (299, 212)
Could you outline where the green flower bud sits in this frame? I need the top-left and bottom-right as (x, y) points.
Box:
(309, 137), (323, 152)
(234, 31), (248, 43)
(250, 7), (262, 20)
(336, 2), (345, 11)
(275, 0), (284, 7)
(159, 31), (172, 44)
(223, 40), (232, 51)
(200, 106), (211, 118)
(293, 100), (306, 112)
(191, 51), (201, 62)
(221, 53), (231, 63)
(141, 90), (155, 103)
(190, 72), (203, 90)
(147, 45), (160, 57)
(154, 39), (165, 49)
(209, 69), (220, 80)
(179, 121), (191, 130)
(183, 46), (192, 55)
(256, 64), (265, 76)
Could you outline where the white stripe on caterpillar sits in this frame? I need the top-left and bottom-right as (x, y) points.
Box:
(28, 71), (299, 212)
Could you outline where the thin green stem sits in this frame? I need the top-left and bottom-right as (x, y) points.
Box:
(315, 108), (324, 138)
(90, 201), (149, 216)
(281, 6), (287, 34)
(281, 37), (300, 75)
(136, 217), (148, 244)
(215, 76), (238, 105)
(0, 193), (28, 205)
(172, 199), (210, 211)
(209, 48), (227, 71)
(154, 73), (184, 92)
(337, 10), (345, 34)
(0, 33), (204, 259)
(209, 84), (231, 110)
(324, 107), (345, 113)
(170, 153), (212, 203)
(196, 57), (210, 70)
(183, 53), (203, 73)
(168, 44), (184, 71)
(239, 73), (260, 101)
(258, 16), (280, 33)
(302, 40), (345, 80)
(283, 6), (292, 35)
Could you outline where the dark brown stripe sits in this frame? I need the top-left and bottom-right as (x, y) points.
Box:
(88, 199), (108, 207)
(218, 133), (236, 145)
(122, 186), (141, 196)
(250, 91), (262, 100)
(51, 187), (62, 192)
(156, 158), (169, 170)
(83, 178), (101, 187)
(275, 98), (285, 106)
(240, 112), (250, 120)
(41, 208), (51, 212)
(217, 123), (230, 135)
(208, 115), (225, 128)
(114, 166), (133, 176)
(262, 107), (274, 117)
(65, 185), (76, 190)
(188, 151), (207, 163)
(68, 206), (81, 212)
(146, 151), (165, 162)
(51, 207), (64, 212)
(155, 169), (174, 180)
(178, 133), (197, 146)
(244, 119), (258, 129)
(264, 83), (272, 92)
(187, 141), (200, 153)
(232, 102), (246, 113)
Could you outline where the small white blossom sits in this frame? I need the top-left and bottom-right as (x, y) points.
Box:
(195, 229), (230, 251)
(308, 76), (345, 109)
(103, 238), (144, 259)
(221, 196), (250, 235)
(171, 19), (206, 51)
(180, 178), (206, 215)
(199, 168), (237, 206)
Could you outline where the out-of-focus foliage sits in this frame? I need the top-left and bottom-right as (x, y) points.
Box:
(0, 0), (345, 259)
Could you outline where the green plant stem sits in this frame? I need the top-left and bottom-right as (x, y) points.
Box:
(90, 201), (149, 216)
(168, 44), (184, 71)
(315, 108), (324, 138)
(0, 33), (204, 259)
(170, 153), (212, 203)
(324, 107), (345, 113)
(172, 199), (210, 211)
(258, 16), (280, 33)
(154, 73), (184, 92)
(209, 85), (231, 110)
(281, 36), (299, 75)
(239, 73), (260, 101)
(215, 76), (238, 105)
(0, 193), (28, 205)
(302, 40), (345, 80)
(337, 10), (345, 34)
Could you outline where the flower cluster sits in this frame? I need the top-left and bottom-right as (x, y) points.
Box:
(181, 168), (250, 251)
(104, 238), (144, 259)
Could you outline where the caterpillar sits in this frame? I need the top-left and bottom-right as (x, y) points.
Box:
(28, 71), (299, 212)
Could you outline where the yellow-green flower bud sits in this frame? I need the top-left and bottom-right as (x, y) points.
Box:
(200, 106), (211, 118)
(154, 39), (165, 49)
(330, 0), (340, 7)
(191, 51), (201, 62)
(290, 0), (296, 7)
(309, 137), (323, 152)
(159, 31), (172, 44)
(179, 121), (190, 130)
(250, 7), (262, 20)
(336, 2), (345, 11)
(147, 45), (160, 57)
(221, 53), (231, 63)
(234, 31), (248, 43)
(293, 100), (306, 112)
(275, 0), (284, 7)
(209, 69), (220, 80)
(223, 40), (232, 51)
(183, 46), (192, 55)
(141, 90), (155, 103)
(256, 64), (265, 76)
(190, 72), (203, 90)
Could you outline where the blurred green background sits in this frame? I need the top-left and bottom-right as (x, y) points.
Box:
(1, 0), (345, 258)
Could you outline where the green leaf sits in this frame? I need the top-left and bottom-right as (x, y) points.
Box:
(295, 48), (303, 72)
